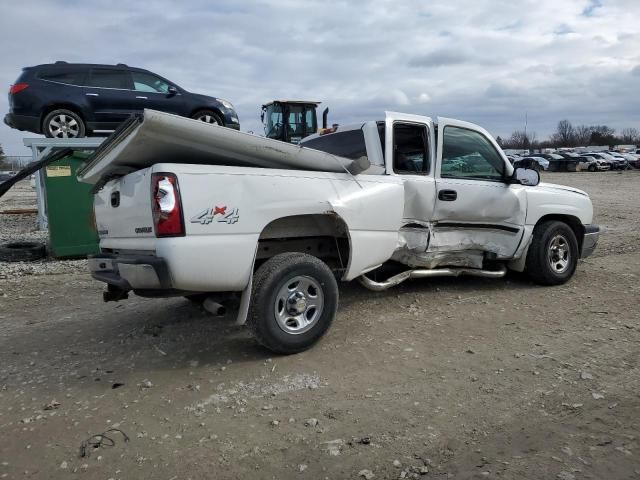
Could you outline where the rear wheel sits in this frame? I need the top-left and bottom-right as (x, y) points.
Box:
(525, 221), (578, 285)
(191, 110), (223, 126)
(247, 253), (338, 354)
(42, 109), (86, 138)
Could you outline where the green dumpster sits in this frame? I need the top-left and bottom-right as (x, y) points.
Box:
(42, 150), (100, 258)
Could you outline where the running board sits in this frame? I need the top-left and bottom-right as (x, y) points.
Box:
(358, 265), (507, 292)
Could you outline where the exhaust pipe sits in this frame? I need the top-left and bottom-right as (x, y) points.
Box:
(322, 108), (329, 129)
(203, 297), (226, 316)
(359, 265), (507, 292)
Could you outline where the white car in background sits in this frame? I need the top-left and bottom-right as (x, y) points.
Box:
(577, 155), (609, 172)
(515, 156), (550, 172)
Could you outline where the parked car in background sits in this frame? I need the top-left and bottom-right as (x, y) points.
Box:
(587, 152), (617, 169)
(5, 62), (240, 138)
(514, 156), (549, 172)
(577, 155), (609, 171)
(535, 153), (564, 161)
(0, 172), (12, 182)
(607, 152), (630, 170)
(624, 153), (640, 169)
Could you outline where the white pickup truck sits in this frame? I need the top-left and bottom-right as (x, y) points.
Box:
(78, 110), (599, 354)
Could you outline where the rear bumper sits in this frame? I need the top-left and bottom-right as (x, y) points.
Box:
(581, 224), (600, 259)
(88, 253), (172, 290)
(4, 113), (40, 133)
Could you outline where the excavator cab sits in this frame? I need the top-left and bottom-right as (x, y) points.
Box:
(261, 101), (327, 144)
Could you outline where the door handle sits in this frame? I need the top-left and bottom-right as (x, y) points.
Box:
(438, 189), (457, 201)
(85, 93), (99, 97)
(135, 96), (148, 100)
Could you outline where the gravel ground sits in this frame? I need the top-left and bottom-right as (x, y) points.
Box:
(0, 171), (639, 480)
(0, 181), (87, 279)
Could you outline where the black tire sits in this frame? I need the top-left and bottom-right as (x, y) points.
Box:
(525, 221), (578, 286)
(42, 109), (86, 138)
(0, 241), (46, 262)
(588, 164), (596, 172)
(191, 110), (223, 126)
(247, 253), (338, 354)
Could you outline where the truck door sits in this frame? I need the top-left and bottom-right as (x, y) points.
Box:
(431, 117), (526, 259)
(384, 112), (436, 223)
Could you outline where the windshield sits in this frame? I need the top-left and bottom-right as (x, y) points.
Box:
(263, 104), (284, 139)
(263, 103), (317, 143)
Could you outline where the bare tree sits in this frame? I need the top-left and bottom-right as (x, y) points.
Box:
(573, 125), (593, 146)
(527, 131), (537, 150)
(550, 120), (575, 147)
(589, 125), (616, 146)
(620, 127), (639, 144)
(504, 130), (536, 150)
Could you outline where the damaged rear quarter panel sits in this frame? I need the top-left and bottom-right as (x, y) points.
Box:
(158, 164), (405, 289)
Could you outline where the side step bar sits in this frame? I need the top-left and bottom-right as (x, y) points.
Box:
(358, 265), (507, 292)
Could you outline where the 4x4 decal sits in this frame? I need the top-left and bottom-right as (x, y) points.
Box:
(190, 205), (239, 225)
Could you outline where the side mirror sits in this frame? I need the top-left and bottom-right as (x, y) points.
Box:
(513, 167), (540, 186)
(167, 86), (178, 96)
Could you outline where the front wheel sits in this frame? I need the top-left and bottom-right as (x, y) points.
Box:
(588, 164), (596, 172)
(191, 110), (223, 126)
(525, 221), (579, 285)
(42, 109), (86, 138)
(247, 253), (338, 354)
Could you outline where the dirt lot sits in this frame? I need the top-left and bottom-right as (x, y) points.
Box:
(0, 172), (639, 480)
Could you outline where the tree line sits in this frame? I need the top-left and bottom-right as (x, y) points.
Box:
(497, 120), (640, 150)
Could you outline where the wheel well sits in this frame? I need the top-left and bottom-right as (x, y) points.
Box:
(189, 107), (224, 124)
(535, 214), (584, 250)
(256, 214), (351, 275)
(40, 104), (85, 130)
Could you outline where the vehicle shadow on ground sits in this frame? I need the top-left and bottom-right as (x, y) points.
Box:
(0, 270), (548, 391)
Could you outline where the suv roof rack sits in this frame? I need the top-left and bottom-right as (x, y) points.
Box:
(54, 61), (67, 64)
(116, 63), (128, 67)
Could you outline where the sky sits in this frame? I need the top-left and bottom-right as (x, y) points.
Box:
(1, 0), (639, 155)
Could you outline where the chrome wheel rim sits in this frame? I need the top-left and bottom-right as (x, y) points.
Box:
(195, 113), (219, 125)
(548, 234), (570, 274)
(49, 114), (80, 138)
(274, 275), (324, 335)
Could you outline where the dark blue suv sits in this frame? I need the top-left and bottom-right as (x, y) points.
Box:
(5, 62), (240, 138)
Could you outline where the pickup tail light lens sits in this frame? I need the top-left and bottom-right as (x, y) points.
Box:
(9, 83), (29, 95)
(151, 173), (185, 237)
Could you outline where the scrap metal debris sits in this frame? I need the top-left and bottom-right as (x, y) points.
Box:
(79, 428), (130, 458)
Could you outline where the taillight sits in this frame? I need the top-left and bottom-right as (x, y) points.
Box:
(151, 173), (185, 237)
(9, 83), (29, 95)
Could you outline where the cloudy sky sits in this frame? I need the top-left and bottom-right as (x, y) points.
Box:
(1, 0), (639, 155)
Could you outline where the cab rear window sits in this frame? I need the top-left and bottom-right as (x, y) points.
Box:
(302, 129), (368, 161)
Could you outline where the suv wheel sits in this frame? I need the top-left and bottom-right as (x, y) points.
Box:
(43, 109), (86, 138)
(247, 253), (338, 354)
(192, 110), (223, 126)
